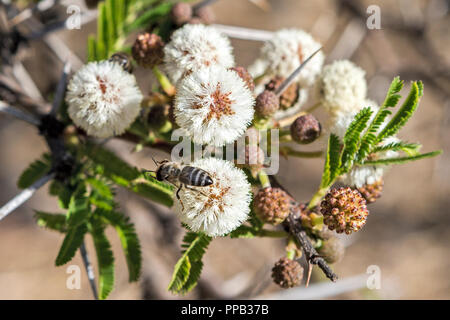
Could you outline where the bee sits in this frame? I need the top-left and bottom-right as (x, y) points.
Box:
(108, 52), (133, 73)
(146, 159), (214, 209)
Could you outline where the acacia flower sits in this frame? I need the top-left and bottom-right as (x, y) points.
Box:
(66, 60), (143, 138)
(317, 60), (367, 120)
(173, 157), (252, 237)
(163, 24), (235, 84)
(173, 66), (255, 147)
(259, 29), (324, 87)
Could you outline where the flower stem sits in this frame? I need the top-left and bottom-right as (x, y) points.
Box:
(152, 66), (176, 97)
(257, 170), (271, 188)
(281, 146), (323, 158)
(307, 187), (328, 210)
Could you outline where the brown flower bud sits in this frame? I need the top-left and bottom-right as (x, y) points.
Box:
(320, 187), (369, 235)
(170, 2), (193, 26)
(318, 237), (345, 264)
(272, 258), (303, 288)
(253, 187), (290, 225)
(237, 145), (265, 169)
(265, 76), (300, 110)
(132, 33), (165, 68)
(290, 114), (321, 144)
(148, 105), (170, 130)
(357, 179), (383, 204)
(230, 66), (255, 92)
(255, 90), (279, 118)
(194, 6), (216, 24)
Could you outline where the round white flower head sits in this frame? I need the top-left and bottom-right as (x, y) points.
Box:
(173, 157), (252, 237)
(340, 166), (384, 188)
(66, 60), (143, 138)
(163, 24), (235, 84)
(317, 60), (367, 120)
(174, 66), (255, 147)
(260, 29), (324, 87)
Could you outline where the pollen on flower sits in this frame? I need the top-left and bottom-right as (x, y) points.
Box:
(65, 60), (143, 138)
(174, 66), (255, 147)
(173, 157), (251, 237)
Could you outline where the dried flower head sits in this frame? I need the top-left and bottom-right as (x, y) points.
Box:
(272, 257), (303, 288)
(253, 187), (290, 225)
(173, 157), (251, 237)
(290, 114), (322, 144)
(317, 60), (367, 119)
(194, 6), (216, 24)
(163, 24), (235, 84)
(357, 178), (384, 204)
(132, 32), (165, 68)
(174, 66), (255, 147)
(321, 187), (369, 234)
(265, 76), (300, 110)
(236, 144), (265, 171)
(260, 29), (324, 86)
(66, 60), (143, 138)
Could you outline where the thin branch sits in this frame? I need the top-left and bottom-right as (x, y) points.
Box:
(269, 176), (338, 282)
(0, 101), (41, 125)
(79, 241), (99, 300)
(211, 24), (274, 41)
(12, 61), (44, 101)
(50, 61), (71, 116)
(0, 172), (55, 221)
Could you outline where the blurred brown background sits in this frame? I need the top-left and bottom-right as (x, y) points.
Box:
(0, 0), (449, 299)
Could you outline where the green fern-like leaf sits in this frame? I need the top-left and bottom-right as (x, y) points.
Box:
(341, 107), (373, 171)
(91, 219), (115, 300)
(34, 211), (67, 232)
(371, 142), (421, 156)
(66, 184), (90, 227)
(362, 150), (442, 166)
(229, 225), (258, 238)
(320, 134), (342, 188)
(55, 223), (88, 266)
(132, 181), (173, 207)
(377, 81), (422, 142)
(17, 153), (51, 189)
(98, 209), (142, 282)
(168, 232), (212, 294)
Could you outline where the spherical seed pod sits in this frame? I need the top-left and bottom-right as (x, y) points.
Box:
(357, 178), (384, 204)
(132, 33), (165, 68)
(271, 258), (303, 288)
(230, 66), (255, 92)
(194, 6), (216, 24)
(318, 237), (345, 264)
(320, 187), (369, 235)
(253, 187), (290, 225)
(265, 76), (300, 110)
(170, 2), (193, 26)
(255, 90), (280, 118)
(290, 114), (321, 144)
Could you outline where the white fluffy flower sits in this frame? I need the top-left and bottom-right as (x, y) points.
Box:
(340, 166), (384, 188)
(66, 60), (143, 138)
(317, 60), (367, 120)
(260, 29), (324, 87)
(174, 66), (255, 147)
(173, 157), (251, 237)
(163, 24), (235, 84)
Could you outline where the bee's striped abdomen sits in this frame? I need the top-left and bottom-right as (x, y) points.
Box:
(180, 166), (213, 187)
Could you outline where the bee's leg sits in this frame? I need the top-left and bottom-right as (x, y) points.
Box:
(176, 184), (185, 211)
(185, 185), (208, 197)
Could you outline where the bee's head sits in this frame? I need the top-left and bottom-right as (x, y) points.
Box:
(154, 160), (171, 181)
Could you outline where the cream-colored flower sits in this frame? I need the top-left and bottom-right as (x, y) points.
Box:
(173, 157), (252, 237)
